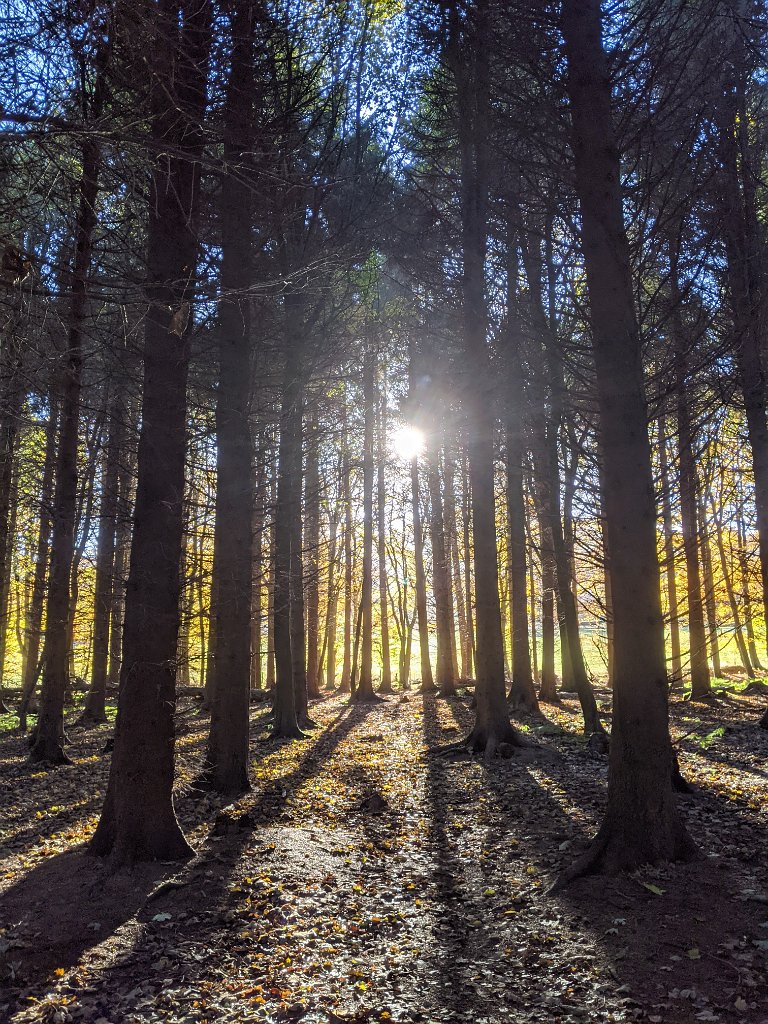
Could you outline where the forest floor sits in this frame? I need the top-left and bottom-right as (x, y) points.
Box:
(1, 687), (768, 1024)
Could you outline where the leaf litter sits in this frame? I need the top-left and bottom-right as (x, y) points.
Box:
(0, 687), (767, 1022)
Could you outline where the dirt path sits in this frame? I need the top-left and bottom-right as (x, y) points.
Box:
(1, 692), (767, 1022)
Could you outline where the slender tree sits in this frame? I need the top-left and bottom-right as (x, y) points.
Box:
(559, 0), (697, 877)
(91, 0), (212, 863)
(204, 0), (256, 793)
(31, 21), (109, 762)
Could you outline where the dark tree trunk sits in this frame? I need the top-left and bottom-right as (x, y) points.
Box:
(444, 447), (470, 680)
(716, 28), (768, 661)
(290, 469), (309, 727)
(524, 245), (602, 735)
(658, 413), (683, 684)
(426, 441), (457, 697)
(698, 490), (721, 679)
(265, 470), (276, 689)
(287, 366), (309, 728)
(669, 243), (710, 698)
(0, 328), (24, 714)
(377, 367), (393, 693)
(18, 394), (59, 729)
(549, 455), (603, 735)
(505, 426), (536, 712)
(325, 492), (341, 690)
(559, 0), (696, 878)
(354, 346), (378, 704)
(0, 465), (19, 711)
(460, 450), (475, 674)
(31, 42), (107, 763)
(203, 564), (218, 707)
(91, 0), (211, 865)
(251, 429), (267, 690)
(81, 397), (124, 723)
(446, 0), (522, 754)
(526, 507), (539, 684)
(305, 411), (321, 699)
(177, 510), (192, 690)
(536, 504), (558, 701)
(107, 440), (133, 692)
(353, 344), (378, 703)
(204, 1), (255, 794)
(503, 243), (536, 711)
(597, 463), (615, 688)
(411, 456), (434, 691)
(340, 404), (353, 693)
(272, 365), (303, 738)
(65, 417), (101, 691)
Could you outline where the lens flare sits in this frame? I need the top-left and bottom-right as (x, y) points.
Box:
(391, 424), (425, 461)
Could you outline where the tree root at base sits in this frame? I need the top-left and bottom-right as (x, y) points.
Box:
(434, 725), (537, 762)
(551, 821), (702, 892)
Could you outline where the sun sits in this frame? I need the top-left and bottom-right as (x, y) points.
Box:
(391, 424), (425, 461)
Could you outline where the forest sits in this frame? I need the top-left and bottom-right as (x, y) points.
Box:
(0, 0), (767, 1020)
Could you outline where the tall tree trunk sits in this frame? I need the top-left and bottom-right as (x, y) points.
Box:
(31, 36), (107, 763)
(562, 423), (585, 680)
(0, 465), (19, 711)
(411, 456), (434, 691)
(339, 403), (353, 693)
(177, 521), (192, 689)
(0, 328), (24, 714)
(658, 413), (683, 684)
(354, 345), (378, 702)
(598, 467), (615, 688)
(272, 363), (303, 737)
(377, 366), (393, 693)
(460, 449), (475, 674)
(107, 442), (133, 692)
(670, 242), (710, 698)
(736, 502), (762, 671)
(559, 0), (696, 878)
(717, 26), (768, 661)
(266, 469), (276, 689)
(426, 441), (457, 697)
(288, 370), (309, 728)
(503, 243), (536, 711)
(204, 0), (255, 793)
(447, 0), (521, 753)
(698, 490), (721, 679)
(91, 0), (211, 864)
(66, 417), (101, 689)
(536, 504), (557, 701)
(305, 410), (321, 699)
(81, 397), (124, 723)
(506, 426), (536, 711)
(192, 528), (207, 689)
(523, 232), (597, 723)
(18, 394), (59, 729)
(325, 488), (341, 690)
(526, 506), (539, 684)
(203, 564), (218, 706)
(251, 429), (267, 690)
(444, 446), (469, 679)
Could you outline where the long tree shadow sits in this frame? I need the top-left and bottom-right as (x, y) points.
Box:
(418, 694), (602, 1019)
(434, 698), (768, 1020)
(1, 700), (375, 1015)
